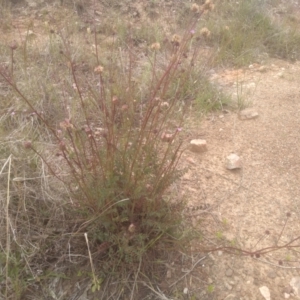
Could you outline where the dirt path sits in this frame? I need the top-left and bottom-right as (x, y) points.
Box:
(178, 59), (300, 299)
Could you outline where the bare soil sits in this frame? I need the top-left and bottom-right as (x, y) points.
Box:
(177, 59), (300, 299)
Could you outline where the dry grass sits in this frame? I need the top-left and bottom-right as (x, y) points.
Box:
(0, 0), (300, 299)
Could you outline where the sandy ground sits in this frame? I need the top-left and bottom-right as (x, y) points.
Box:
(177, 59), (300, 300)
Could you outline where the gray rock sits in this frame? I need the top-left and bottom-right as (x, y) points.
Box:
(239, 108), (259, 120)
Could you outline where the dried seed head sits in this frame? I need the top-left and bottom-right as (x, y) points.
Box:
(160, 102), (170, 109)
(171, 34), (181, 46)
(150, 42), (161, 51)
(96, 128), (108, 138)
(202, 0), (215, 12)
(191, 3), (200, 13)
(128, 223), (136, 233)
(23, 141), (32, 149)
(84, 127), (92, 134)
(161, 133), (174, 143)
(94, 65), (104, 74)
(9, 40), (18, 51)
(200, 27), (211, 38)
(60, 119), (74, 130)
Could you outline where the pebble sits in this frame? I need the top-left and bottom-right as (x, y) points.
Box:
(226, 153), (242, 170)
(189, 139), (208, 153)
(259, 286), (271, 300)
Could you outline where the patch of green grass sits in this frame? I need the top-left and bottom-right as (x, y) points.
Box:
(205, 0), (300, 66)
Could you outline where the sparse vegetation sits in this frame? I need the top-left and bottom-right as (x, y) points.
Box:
(1, 0), (300, 299)
(202, 0), (300, 66)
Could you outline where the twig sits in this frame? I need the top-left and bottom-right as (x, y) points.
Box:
(130, 257), (142, 300)
(254, 257), (300, 269)
(142, 281), (172, 300)
(169, 255), (207, 288)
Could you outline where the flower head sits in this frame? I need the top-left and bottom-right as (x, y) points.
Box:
(171, 34), (181, 46)
(150, 42), (161, 51)
(94, 65), (104, 74)
(200, 27), (211, 39)
(191, 3), (200, 13)
(202, 0), (215, 12)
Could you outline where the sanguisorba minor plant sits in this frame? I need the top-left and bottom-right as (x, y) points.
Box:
(0, 1), (215, 293)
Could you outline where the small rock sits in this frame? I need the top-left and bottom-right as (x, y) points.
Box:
(284, 293), (290, 299)
(186, 157), (196, 164)
(219, 114), (224, 118)
(183, 287), (188, 294)
(166, 269), (172, 279)
(226, 269), (234, 277)
(259, 286), (271, 300)
(226, 153), (242, 170)
(218, 251), (223, 256)
(277, 72), (284, 78)
(189, 139), (207, 153)
(239, 108), (259, 120)
(290, 277), (300, 297)
(208, 278), (213, 284)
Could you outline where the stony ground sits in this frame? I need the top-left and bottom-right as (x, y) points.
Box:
(177, 59), (300, 299)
